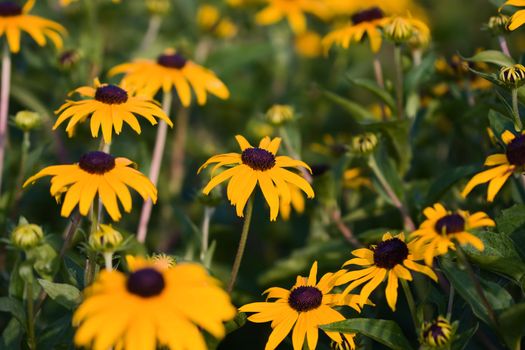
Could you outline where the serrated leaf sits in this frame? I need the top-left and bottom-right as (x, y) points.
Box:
(464, 50), (514, 67)
(321, 318), (413, 350)
(37, 279), (81, 310)
(347, 77), (396, 111)
(495, 204), (525, 235)
(499, 303), (525, 350)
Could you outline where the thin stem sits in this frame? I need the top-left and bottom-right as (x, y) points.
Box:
(137, 91), (173, 244)
(227, 198), (254, 294)
(447, 285), (455, 319)
(103, 252), (113, 271)
(0, 43), (11, 197)
(393, 45), (405, 120)
(138, 15), (162, 53)
(278, 126), (312, 183)
(455, 246), (499, 329)
(331, 208), (363, 247)
(373, 55), (388, 121)
(168, 105), (189, 195)
(368, 156), (415, 231)
(26, 279), (35, 350)
(200, 206), (215, 264)
(498, 35), (511, 57)
(512, 88), (522, 130)
(11, 131), (31, 216)
(401, 279), (418, 330)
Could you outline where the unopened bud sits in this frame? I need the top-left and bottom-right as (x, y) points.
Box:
(145, 0), (170, 16)
(12, 221), (43, 249)
(488, 14), (510, 35)
(352, 133), (378, 154)
(89, 224), (123, 253)
(420, 316), (453, 347)
(14, 111), (42, 131)
(499, 64), (525, 87)
(266, 104), (295, 125)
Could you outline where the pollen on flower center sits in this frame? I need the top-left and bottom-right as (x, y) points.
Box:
(373, 238), (409, 269)
(241, 147), (276, 171)
(0, 1), (22, 17)
(506, 134), (525, 166)
(434, 214), (465, 235)
(94, 85), (128, 105)
(288, 286), (323, 312)
(126, 268), (165, 298)
(157, 53), (187, 69)
(78, 151), (116, 174)
(351, 7), (384, 25)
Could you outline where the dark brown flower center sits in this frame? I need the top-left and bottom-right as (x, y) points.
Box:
(157, 53), (187, 69)
(288, 286), (323, 312)
(241, 147), (276, 171)
(373, 238), (409, 269)
(126, 268), (165, 298)
(351, 7), (384, 25)
(0, 2), (22, 17)
(434, 214), (465, 235)
(95, 85), (128, 105)
(506, 134), (525, 166)
(78, 151), (116, 174)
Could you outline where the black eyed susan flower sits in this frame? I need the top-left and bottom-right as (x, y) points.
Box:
(0, 0), (65, 53)
(500, 0), (525, 31)
(73, 258), (236, 350)
(461, 130), (525, 201)
(322, 7), (388, 53)
(420, 316), (453, 348)
(499, 64), (525, 87)
(23, 151), (157, 221)
(109, 49), (230, 106)
(336, 233), (437, 311)
(383, 15), (430, 44)
(410, 203), (495, 265)
(239, 261), (363, 350)
(198, 135), (314, 221)
(255, 0), (330, 34)
(53, 78), (172, 144)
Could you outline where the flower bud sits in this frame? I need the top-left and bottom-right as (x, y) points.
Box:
(150, 253), (176, 270)
(89, 224), (123, 253)
(145, 0), (170, 16)
(488, 14), (510, 35)
(384, 16), (413, 43)
(14, 111), (42, 131)
(420, 316), (453, 347)
(499, 64), (525, 88)
(11, 221), (43, 249)
(352, 133), (378, 154)
(265, 104), (295, 126)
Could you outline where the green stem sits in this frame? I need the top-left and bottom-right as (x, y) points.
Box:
(0, 42), (11, 198)
(227, 198), (254, 293)
(103, 252), (113, 271)
(85, 204), (100, 286)
(200, 206), (215, 265)
(394, 45), (405, 120)
(401, 279), (418, 330)
(446, 285), (455, 319)
(26, 280), (35, 350)
(512, 88), (522, 130)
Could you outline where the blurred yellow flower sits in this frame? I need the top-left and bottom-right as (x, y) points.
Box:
(343, 168), (371, 190)
(501, 0), (525, 31)
(326, 0), (421, 17)
(383, 15), (430, 44)
(0, 0), (65, 53)
(294, 30), (322, 57)
(197, 4), (220, 30)
(109, 49), (230, 106)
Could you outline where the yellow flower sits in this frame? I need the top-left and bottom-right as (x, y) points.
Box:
(255, 0), (330, 34)
(0, 0), (65, 53)
(73, 261), (236, 350)
(336, 233), (437, 311)
(499, 63), (525, 87)
(294, 30), (322, 58)
(215, 19), (238, 38)
(322, 7), (388, 53)
(326, 0), (418, 17)
(461, 130), (525, 201)
(410, 203), (495, 265)
(198, 135), (314, 221)
(53, 78), (172, 144)
(197, 4), (220, 30)
(109, 49), (230, 106)
(239, 261), (363, 350)
(501, 0), (525, 31)
(420, 316), (453, 348)
(23, 151), (157, 221)
(383, 14), (430, 44)
(343, 168), (371, 190)
(89, 224), (123, 253)
(265, 104), (295, 125)
(280, 182), (306, 220)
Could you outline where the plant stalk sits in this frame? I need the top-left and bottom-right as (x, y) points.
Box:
(0, 43), (11, 197)
(26, 279), (36, 350)
(512, 88), (522, 130)
(401, 279), (418, 330)
(498, 35), (511, 57)
(393, 45), (405, 120)
(103, 252), (113, 271)
(200, 206), (215, 264)
(168, 105), (189, 195)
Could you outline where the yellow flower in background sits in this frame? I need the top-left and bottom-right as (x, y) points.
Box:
(322, 7), (388, 53)
(383, 14), (430, 44)
(501, 0), (525, 31)
(255, 0), (330, 34)
(462, 130), (525, 201)
(280, 182), (305, 220)
(73, 261), (236, 350)
(109, 49), (230, 106)
(197, 4), (238, 38)
(294, 30), (322, 58)
(410, 203), (495, 265)
(336, 233), (437, 311)
(0, 0), (65, 53)
(240, 261), (363, 350)
(343, 168), (372, 190)
(23, 151), (157, 221)
(326, 0), (422, 18)
(198, 135), (314, 221)
(54, 79), (172, 144)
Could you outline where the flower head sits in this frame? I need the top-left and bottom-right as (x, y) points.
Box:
(0, 0), (65, 53)
(420, 316), (453, 348)
(198, 135), (314, 221)
(73, 261), (236, 350)
(488, 13), (510, 35)
(14, 110), (42, 131)
(499, 64), (525, 87)
(11, 218), (43, 249)
(461, 130), (525, 201)
(240, 262), (363, 350)
(383, 14), (430, 44)
(410, 203), (495, 265)
(500, 0), (525, 31)
(89, 224), (123, 253)
(265, 104), (295, 125)
(109, 49), (229, 106)
(53, 79), (172, 144)
(336, 233), (437, 311)
(23, 151), (157, 221)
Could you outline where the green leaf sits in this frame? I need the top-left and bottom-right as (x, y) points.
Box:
(321, 90), (373, 125)
(488, 109), (515, 140)
(347, 77), (396, 111)
(499, 303), (525, 350)
(369, 143), (405, 201)
(321, 318), (413, 350)
(495, 204), (525, 235)
(405, 54), (436, 94)
(37, 279), (81, 310)
(464, 50), (515, 67)
(0, 297), (26, 327)
(468, 68), (504, 87)
(452, 323), (479, 350)
(424, 165), (480, 205)
(0, 318), (24, 350)
(440, 257), (513, 326)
